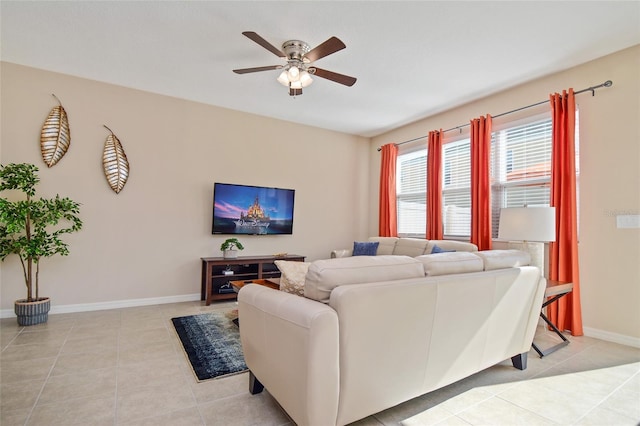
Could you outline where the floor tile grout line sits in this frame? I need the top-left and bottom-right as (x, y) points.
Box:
(22, 318), (77, 426)
(431, 381), (540, 425)
(190, 304), (248, 425)
(113, 308), (204, 425)
(571, 363), (640, 425)
(427, 339), (601, 425)
(526, 343), (594, 381)
(492, 393), (560, 425)
(165, 308), (208, 425)
(490, 358), (640, 425)
(481, 342), (596, 424)
(0, 326), (25, 354)
(113, 310), (122, 426)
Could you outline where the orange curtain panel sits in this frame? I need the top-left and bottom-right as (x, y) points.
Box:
(548, 89), (583, 336)
(379, 143), (398, 237)
(470, 115), (493, 250)
(427, 130), (444, 240)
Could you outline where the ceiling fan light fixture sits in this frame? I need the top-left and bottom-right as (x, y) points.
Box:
(236, 32), (356, 96)
(277, 65), (312, 91)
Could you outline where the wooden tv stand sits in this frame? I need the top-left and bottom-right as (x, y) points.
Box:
(200, 254), (305, 305)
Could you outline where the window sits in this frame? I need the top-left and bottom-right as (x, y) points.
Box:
(490, 117), (553, 237)
(442, 139), (471, 237)
(396, 137), (471, 238)
(395, 112), (579, 238)
(396, 150), (426, 236)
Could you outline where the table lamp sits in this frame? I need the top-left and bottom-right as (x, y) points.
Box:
(498, 207), (556, 276)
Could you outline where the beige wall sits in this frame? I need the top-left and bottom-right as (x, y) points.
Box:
(0, 62), (370, 311)
(371, 45), (640, 344)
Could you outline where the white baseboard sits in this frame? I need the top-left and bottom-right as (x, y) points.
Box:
(583, 326), (640, 348)
(0, 293), (202, 319)
(535, 306), (640, 348)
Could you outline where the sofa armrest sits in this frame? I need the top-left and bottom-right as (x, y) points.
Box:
(331, 248), (352, 258)
(238, 285), (340, 426)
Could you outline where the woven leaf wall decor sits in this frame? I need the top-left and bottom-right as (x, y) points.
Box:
(102, 125), (130, 194)
(40, 94), (71, 167)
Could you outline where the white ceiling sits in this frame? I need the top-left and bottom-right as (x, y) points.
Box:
(1, 1), (639, 137)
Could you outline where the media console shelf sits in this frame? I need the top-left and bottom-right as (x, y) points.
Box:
(201, 254), (305, 305)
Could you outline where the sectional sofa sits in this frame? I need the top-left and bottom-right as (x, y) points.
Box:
(238, 249), (545, 426)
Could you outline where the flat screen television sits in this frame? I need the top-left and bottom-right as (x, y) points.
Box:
(212, 182), (295, 235)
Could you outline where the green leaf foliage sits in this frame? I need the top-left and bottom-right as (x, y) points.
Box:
(0, 163), (83, 301)
(0, 163), (39, 197)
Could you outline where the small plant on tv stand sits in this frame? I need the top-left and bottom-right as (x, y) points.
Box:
(220, 238), (244, 259)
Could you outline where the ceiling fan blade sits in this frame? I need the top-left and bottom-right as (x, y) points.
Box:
(233, 65), (282, 74)
(305, 37), (346, 62)
(289, 88), (303, 96)
(312, 67), (357, 87)
(242, 31), (286, 58)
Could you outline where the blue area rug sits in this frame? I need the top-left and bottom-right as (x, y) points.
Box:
(171, 310), (247, 381)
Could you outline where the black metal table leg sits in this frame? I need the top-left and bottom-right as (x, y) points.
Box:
(532, 292), (571, 357)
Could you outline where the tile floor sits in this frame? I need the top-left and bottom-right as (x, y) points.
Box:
(1, 300), (639, 426)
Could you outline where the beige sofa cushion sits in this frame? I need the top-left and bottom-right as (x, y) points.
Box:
(367, 237), (398, 255)
(275, 260), (311, 297)
(415, 252), (484, 276)
(474, 249), (531, 271)
(425, 240), (478, 253)
(304, 255), (425, 303)
(392, 238), (429, 257)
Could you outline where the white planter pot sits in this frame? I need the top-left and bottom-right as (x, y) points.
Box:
(223, 249), (238, 259)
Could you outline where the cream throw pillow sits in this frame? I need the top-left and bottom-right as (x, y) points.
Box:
(275, 260), (311, 297)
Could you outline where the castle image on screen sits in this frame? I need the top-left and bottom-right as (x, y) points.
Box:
(212, 183), (295, 235)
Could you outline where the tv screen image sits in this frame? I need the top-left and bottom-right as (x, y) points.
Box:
(212, 183), (295, 235)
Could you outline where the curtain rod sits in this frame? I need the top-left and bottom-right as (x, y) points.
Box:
(377, 80), (613, 151)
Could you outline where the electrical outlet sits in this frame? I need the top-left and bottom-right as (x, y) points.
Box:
(616, 215), (640, 229)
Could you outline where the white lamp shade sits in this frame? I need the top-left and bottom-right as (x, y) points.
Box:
(498, 207), (556, 242)
(287, 66), (299, 80)
(277, 70), (289, 86)
(299, 70), (313, 87)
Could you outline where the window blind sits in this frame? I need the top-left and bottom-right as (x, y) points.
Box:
(442, 139), (471, 237)
(397, 151), (426, 236)
(490, 118), (553, 237)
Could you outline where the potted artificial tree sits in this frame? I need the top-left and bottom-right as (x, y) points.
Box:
(0, 163), (82, 326)
(220, 237), (244, 259)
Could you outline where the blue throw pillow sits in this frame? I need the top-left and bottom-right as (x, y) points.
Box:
(431, 244), (456, 254)
(353, 241), (379, 256)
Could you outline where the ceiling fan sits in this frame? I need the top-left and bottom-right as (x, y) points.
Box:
(233, 31), (357, 96)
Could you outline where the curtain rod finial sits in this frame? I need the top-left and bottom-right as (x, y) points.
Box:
(604, 80), (613, 87)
